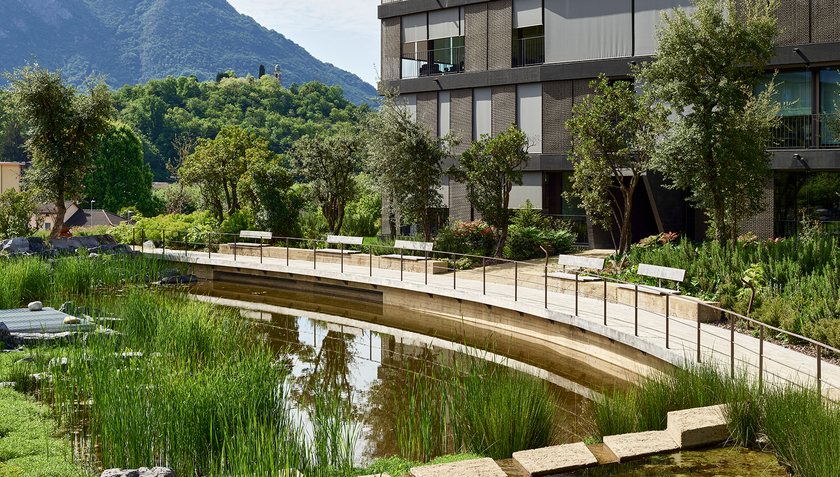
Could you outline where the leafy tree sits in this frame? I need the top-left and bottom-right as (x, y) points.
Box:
(0, 188), (41, 239)
(364, 90), (458, 241)
(82, 122), (156, 216)
(635, 0), (780, 247)
(180, 126), (272, 222)
(241, 159), (305, 237)
(449, 124), (531, 257)
(565, 74), (668, 254)
(290, 131), (365, 234)
(5, 62), (112, 238)
(259, 64), (266, 78)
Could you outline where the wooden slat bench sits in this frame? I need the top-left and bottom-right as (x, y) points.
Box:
(319, 235), (364, 254)
(547, 254), (605, 282)
(237, 230), (272, 245)
(380, 239), (435, 261)
(619, 263), (686, 295)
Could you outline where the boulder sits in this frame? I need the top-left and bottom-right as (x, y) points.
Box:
(101, 467), (174, 477)
(1, 237), (31, 254)
(0, 323), (13, 348)
(143, 240), (155, 249)
(158, 274), (198, 285)
(64, 316), (82, 325)
(27, 237), (45, 253)
(28, 301), (43, 311)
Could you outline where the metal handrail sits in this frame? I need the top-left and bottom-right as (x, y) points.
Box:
(130, 226), (839, 397)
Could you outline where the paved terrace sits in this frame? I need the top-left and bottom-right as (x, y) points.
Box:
(142, 245), (840, 399)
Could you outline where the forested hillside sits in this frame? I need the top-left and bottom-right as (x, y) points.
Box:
(115, 74), (368, 180)
(0, 0), (376, 105)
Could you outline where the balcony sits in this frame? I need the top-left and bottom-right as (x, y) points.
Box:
(512, 36), (545, 68)
(401, 46), (465, 80)
(769, 114), (840, 149)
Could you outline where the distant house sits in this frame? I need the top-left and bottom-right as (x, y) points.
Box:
(0, 162), (23, 193)
(34, 201), (128, 231)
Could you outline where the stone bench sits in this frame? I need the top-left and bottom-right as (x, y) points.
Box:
(618, 263), (686, 295)
(547, 254), (604, 282)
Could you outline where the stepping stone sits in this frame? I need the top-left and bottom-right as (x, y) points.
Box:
(602, 430), (679, 462)
(357, 473), (391, 477)
(513, 442), (598, 476)
(667, 404), (729, 448)
(411, 458), (506, 477)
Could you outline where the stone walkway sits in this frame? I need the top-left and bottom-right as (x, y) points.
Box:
(145, 246), (840, 399)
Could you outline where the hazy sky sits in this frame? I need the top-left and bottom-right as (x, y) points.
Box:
(226, 0), (380, 87)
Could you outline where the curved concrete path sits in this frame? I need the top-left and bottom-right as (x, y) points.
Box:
(144, 246), (840, 398)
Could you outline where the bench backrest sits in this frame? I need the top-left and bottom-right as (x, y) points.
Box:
(637, 263), (686, 283)
(326, 235), (364, 245)
(239, 230), (272, 240)
(557, 254), (605, 271)
(394, 239), (434, 252)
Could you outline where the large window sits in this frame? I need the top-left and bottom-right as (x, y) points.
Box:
(400, 9), (465, 79)
(820, 68), (840, 147)
(775, 171), (840, 237)
(512, 0), (544, 67)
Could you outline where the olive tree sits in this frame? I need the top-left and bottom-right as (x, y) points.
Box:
(566, 74), (668, 254)
(635, 0), (780, 247)
(5, 62), (112, 238)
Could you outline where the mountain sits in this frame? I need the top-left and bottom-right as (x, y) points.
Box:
(0, 0), (376, 105)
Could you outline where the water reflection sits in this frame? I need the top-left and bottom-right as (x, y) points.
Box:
(193, 281), (593, 462)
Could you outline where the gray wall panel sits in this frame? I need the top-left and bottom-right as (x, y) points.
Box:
(774, 0), (810, 46)
(812, 0), (840, 43)
(542, 80), (574, 155)
(492, 85), (516, 136)
(417, 92), (438, 135)
(451, 88), (474, 155)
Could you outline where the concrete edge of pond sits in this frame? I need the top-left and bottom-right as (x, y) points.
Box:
(408, 404), (729, 477)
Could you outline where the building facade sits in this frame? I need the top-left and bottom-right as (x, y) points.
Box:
(378, 0), (840, 247)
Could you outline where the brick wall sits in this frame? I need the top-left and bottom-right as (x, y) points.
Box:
(488, 0), (513, 71)
(465, 3), (488, 73)
(492, 85), (516, 135)
(775, 0), (810, 45)
(542, 80), (575, 155)
(812, 0), (840, 43)
(381, 17), (401, 82)
(451, 88), (473, 155)
(417, 92), (438, 136)
(739, 178), (775, 240)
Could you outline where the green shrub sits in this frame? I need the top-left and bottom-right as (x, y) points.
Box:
(504, 226), (573, 261)
(434, 220), (496, 257)
(219, 209), (255, 235)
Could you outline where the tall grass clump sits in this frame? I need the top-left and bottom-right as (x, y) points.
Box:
(390, 345), (560, 462)
(761, 385), (840, 477)
(0, 258), (52, 308)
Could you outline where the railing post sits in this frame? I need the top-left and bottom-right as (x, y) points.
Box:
(208, 232), (211, 259)
(634, 285), (639, 336)
(575, 272), (579, 316)
(483, 258), (486, 295)
(603, 279), (607, 326)
(132, 227), (135, 247)
(544, 264), (548, 309)
(341, 242), (345, 273)
(759, 325), (764, 392)
(369, 245), (373, 277)
(731, 312), (735, 379)
(514, 262), (518, 302)
(400, 248), (404, 281)
(313, 242), (317, 270)
(286, 238), (289, 266)
(424, 251), (428, 285)
(665, 294), (670, 349)
(817, 344), (822, 397)
(162, 229), (166, 257)
(234, 234), (237, 261)
(697, 314), (702, 363)
(452, 253), (456, 290)
(260, 236), (264, 264)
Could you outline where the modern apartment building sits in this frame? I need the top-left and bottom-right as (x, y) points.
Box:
(378, 0), (840, 247)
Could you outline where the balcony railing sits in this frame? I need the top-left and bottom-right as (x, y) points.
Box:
(769, 113), (840, 149)
(512, 36), (545, 68)
(401, 46), (465, 79)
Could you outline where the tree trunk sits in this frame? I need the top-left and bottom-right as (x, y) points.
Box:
(714, 197), (727, 247)
(49, 197), (66, 239)
(618, 188), (635, 255)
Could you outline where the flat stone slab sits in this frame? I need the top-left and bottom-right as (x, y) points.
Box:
(667, 404), (729, 448)
(602, 430), (679, 462)
(513, 442), (598, 476)
(411, 458), (506, 477)
(357, 473), (391, 477)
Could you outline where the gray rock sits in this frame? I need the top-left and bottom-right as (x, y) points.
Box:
(15, 356), (34, 364)
(100, 467), (174, 477)
(27, 237), (45, 253)
(0, 382), (15, 388)
(1, 237), (30, 254)
(28, 301), (43, 311)
(143, 240), (155, 249)
(0, 323), (12, 349)
(101, 470), (139, 477)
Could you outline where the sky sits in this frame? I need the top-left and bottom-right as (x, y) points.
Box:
(226, 0), (381, 87)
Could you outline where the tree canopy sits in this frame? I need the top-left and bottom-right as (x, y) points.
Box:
(290, 130), (365, 235)
(82, 122), (156, 216)
(636, 0), (780, 247)
(449, 124), (530, 257)
(566, 74), (668, 254)
(364, 90), (458, 241)
(5, 62), (112, 238)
